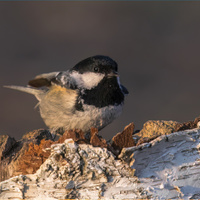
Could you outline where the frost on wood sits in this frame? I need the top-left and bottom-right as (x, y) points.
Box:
(1, 129), (200, 199)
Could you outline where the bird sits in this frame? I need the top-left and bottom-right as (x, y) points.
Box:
(5, 55), (128, 135)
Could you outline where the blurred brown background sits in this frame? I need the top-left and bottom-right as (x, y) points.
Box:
(1, 2), (200, 140)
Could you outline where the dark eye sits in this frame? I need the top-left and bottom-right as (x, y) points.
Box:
(94, 67), (99, 72)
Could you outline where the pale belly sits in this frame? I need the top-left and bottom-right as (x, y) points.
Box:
(40, 103), (123, 133)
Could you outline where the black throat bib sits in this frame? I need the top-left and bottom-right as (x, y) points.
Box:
(79, 77), (124, 108)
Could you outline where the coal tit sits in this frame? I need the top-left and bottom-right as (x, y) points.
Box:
(5, 55), (128, 134)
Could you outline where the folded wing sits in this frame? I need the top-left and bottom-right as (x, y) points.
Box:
(28, 71), (77, 90)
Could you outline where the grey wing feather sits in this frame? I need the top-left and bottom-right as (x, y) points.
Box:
(28, 71), (77, 89)
(4, 71), (78, 100)
(28, 72), (59, 87)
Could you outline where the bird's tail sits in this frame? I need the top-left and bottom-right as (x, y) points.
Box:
(4, 85), (44, 101)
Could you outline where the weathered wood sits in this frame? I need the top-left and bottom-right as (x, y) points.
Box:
(1, 129), (200, 199)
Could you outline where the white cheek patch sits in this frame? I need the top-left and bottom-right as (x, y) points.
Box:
(71, 71), (105, 89)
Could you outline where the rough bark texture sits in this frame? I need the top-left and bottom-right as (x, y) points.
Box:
(0, 128), (110, 183)
(119, 129), (200, 199)
(1, 127), (200, 199)
(0, 139), (140, 199)
(111, 122), (135, 153)
(135, 120), (179, 145)
(0, 130), (53, 181)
